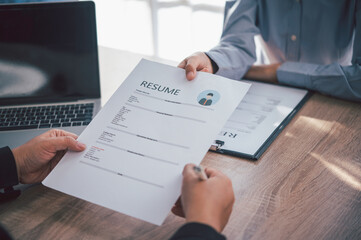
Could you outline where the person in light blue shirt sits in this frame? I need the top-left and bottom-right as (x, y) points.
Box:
(179, 0), (361, 102)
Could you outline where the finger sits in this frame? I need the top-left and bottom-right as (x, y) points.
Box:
(185, 63), (196, 81)
(182, 163), (197, 177)
(204, 167), (224, 178)
(182, 163), (201, 184)
(200, 67), (210, 73)
(186, 71), (195, 81)
(185, 56), (203, 81)
(177, 59), (187, 69)
(46, 129), (79, 140)
(55, 129), (79, 139)
(47, 136), (86, 152)
(58, 130), (79, 139)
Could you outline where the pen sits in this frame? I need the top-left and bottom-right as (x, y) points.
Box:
(193, 165), (208, 181)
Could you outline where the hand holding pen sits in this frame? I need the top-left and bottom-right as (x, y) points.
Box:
(193, 165), (208, 181)
(171, 163), (235, 233)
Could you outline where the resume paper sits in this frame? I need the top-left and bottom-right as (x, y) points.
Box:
(43, 59), (250, 225)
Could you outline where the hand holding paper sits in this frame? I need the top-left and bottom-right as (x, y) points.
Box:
(43, 59), (250, 225)
(172, 164), (235, 232)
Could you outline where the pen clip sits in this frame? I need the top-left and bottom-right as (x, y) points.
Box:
(193, 165), (208, 181)
(214, 140), (224, 150)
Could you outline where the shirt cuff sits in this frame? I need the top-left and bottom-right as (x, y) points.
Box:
(206, 50), (229, 77)
(356, 57), (361, 65)
(0, 147), (20, 202)
(277, 62), (318, 89)
(204, 53), (219, 74)
(205, 50), (248, 80)
(0, 147), (19, 189)
(169, 222), (226, 240)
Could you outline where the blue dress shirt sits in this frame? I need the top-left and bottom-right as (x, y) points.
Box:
(207, 0), (361, 102)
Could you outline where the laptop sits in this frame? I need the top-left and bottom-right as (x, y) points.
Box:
(0, 1), (101, 149)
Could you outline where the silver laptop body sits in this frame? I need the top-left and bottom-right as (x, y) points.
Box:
(0, 1), (101, 149)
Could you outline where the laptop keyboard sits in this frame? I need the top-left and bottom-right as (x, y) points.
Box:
(0, 103), (94, 132)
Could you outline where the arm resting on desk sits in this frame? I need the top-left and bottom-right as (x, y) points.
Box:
(276, 2), (361, 102)
(277, 61), (361, 102)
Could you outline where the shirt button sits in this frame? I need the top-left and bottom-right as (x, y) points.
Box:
(291, 35), (297, 41)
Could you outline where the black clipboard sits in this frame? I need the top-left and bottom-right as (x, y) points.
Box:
(210, 90), (312, 161)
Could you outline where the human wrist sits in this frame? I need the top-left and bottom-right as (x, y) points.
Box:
(268, 63), (281, 83)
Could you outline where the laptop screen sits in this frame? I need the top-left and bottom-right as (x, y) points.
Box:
(0, 1), (100, 105)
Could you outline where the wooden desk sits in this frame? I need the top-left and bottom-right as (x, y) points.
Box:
(1, 47), (360, 240)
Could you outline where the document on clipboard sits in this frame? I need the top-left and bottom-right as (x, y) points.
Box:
(211, 81), (311, 160)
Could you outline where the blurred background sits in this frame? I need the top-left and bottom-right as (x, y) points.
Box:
(0, 0), (226, 61)
(0, 0), (270, 64)
(91, 0), (225, 62)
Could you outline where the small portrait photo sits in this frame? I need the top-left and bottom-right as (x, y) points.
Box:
(197, 90), (220, 106)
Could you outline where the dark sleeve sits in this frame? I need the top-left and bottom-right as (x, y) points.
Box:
(169, 223), (226, 240)
(0, 147), (20, 202)
(205, 53), (219, 74)
(0, 224), (13, 240)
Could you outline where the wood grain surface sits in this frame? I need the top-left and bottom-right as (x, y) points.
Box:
(1, 48), (360, 240)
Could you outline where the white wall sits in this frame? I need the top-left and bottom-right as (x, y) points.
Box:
(90, 0), (225, 62)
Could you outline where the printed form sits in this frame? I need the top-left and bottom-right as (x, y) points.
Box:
(43, 59), (250, 225)
(217, 81), (308, 155)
